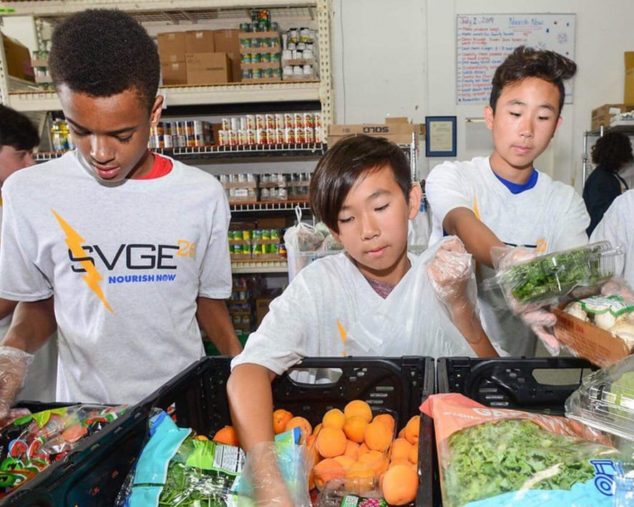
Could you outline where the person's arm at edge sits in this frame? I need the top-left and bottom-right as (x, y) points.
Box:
(227, 362), (276, 451)
(443, 207), (505, 268)
(0, 299), (17, 322)
(447, 297), (498, 357)
(1, 297), (56, 352)
(196, 297), (242, 356)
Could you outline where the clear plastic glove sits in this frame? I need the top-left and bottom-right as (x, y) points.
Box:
(491, 246), (561, 354)
(239, 441), (310, 507)
(427, 236), (474, 306)
(0, 346), (33, 420)
(600, 277), (634, 301)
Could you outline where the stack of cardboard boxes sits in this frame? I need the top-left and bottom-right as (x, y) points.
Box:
(158, 29), (240, 86)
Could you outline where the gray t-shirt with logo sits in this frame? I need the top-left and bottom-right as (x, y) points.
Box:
(0, 151), (231, 404)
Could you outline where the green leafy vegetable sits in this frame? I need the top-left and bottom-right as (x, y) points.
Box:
(443, 419), (618, 507)
(500, 244), (610, 304)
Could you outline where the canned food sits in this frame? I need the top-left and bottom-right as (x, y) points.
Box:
(246, 115), (256, 129)
(266, 128), (276, 145)
(241, 68), (253, 80)
(284, 113), (294, 129)
(304, 127), (315, 143)
(221, 117), (231, 130)
(228, 129), (238, 146)
(255, 114), (266, 130)
(252, 52), (262, 63)
(294, 113), (304, 129)
(238, 129), (248, 145)
(275, 128), (285, 144)
(260, 188), (270, 200)
(256, 128), (268, 145)
(314, 113), (322, 128)
(262, 229), (271, 241)
(303, 113), (315, 129)
(284, 127), (295, 144)
(314, 126), (324, 143)
(246, 129), (256, 145)
(265, 113), (275, 129)
(261, 52), (271, 63)
(274, 114), (284, 129)
(164, 132), (174, 148)
(240, 37), (251, 48)
(271, 52), (281, 62)
(149, 134), (160, 150)
(230, 117), (240, 131)
(240, 22), (252, 32)
(294, 127), (305, 144)
(241, 53), (251, 64)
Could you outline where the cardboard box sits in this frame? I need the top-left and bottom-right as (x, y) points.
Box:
(157, 32), (187, 64)
(185, 30), (215, 54)
(161, 61), (188, 86)
(625, 52), (634, 105)
(328, 120), (424, 146)
(590, 103), (634, 130)
(2, 34), (34, 81)
(553, 307), (631, 368)
(213, 29), (241, 82)
(186, 52), (231, 85)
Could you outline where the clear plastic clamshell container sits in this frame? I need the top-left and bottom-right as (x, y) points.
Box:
(565, 355), (634, 441)
(494, 241), (623, 309)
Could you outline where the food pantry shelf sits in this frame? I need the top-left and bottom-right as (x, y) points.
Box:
(7, 81), (321, 112)
(231, 260), (288, 273)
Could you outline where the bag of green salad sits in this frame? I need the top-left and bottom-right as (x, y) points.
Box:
(421, 393), (626, 507)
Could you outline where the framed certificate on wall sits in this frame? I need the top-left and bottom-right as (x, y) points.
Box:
(425, 116), (457, 157)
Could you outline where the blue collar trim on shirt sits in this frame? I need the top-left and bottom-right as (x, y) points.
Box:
(493, 168), (538, 194)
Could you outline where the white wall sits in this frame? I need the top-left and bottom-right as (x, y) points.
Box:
(331, 0), (634, 192)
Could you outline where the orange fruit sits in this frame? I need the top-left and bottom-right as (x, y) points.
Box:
(315, 427), (347, 458)
(382, 463), (418, 505)
(408, 442), (418, 464)
(373, 413), (395, 435)
(404, 415), (420, 446)
(389, 458), (412, 468)
(285, 416), (312, 444)
(313, 457), (346, 490)
(272, 408), (293, 434)
(322, 408), (346, 429)
(333, 455), (355, 471)
(343, 439), (360, 461)
(313, 423), (323, 437)
(343, 415), (368, 443)
(357, 442), (370, 457)
(390, 438), (413, 461)
(344, 399), (373, 422)
(345, 461), (376, 495)
(364, 420), (392, 452)
(212, 426), (239, 447)
(359, 449), (389, 476)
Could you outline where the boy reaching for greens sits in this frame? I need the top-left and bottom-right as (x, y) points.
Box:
(426, 46), (589, 356)
(227, 134), (497, 505)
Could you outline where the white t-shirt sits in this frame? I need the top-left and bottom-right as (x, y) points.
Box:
(590, 189), (634, 286)
(231, 240), (476, 376)
(0, 201), (58, 402)
(426, 157), (589, 356)
(0, 151), (232, 404)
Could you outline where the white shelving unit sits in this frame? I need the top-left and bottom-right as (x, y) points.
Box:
(0, 0), (333, 125)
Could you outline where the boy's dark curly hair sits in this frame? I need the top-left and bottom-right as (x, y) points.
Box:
(489, 45), (577, 114)
(49, 9), (160, 112)
(0, 105), (39, 150)
(591, 131), (633, 171)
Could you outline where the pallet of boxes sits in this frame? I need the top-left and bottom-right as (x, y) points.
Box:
(157, 28), (240, 86)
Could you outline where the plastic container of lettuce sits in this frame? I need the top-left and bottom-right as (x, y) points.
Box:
(494, 241), (623, 309)
(565, 355), (634, 441)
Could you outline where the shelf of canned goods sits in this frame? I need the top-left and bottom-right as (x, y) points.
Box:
(0, 0), (333, 127)
(231, 261), (288, 274)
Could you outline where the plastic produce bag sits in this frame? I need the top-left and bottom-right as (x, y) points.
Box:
(421, 393), (625, 507)
(284, 207), (342, 282)
(487, 241), (623, 311)
(123, 411), (310, 507)
(0, 404), (126, 497)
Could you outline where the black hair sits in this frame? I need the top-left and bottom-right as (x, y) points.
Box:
(591, 131), (634, 171)
(0, 105), (39, 150)
(49, 9), (160, 112)
(309, 134), (412, 233)
(489, 45), (577, 114)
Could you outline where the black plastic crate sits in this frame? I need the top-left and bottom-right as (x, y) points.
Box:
(4, 355), (434, 507)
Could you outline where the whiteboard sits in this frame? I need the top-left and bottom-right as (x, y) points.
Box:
(456, 14), (575, 105)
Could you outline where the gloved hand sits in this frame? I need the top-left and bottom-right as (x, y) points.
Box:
(491, 246), (562, 354)
(0, 346), (33, 420)
(427, 237), (473, 307)
(600, 277), (634, 301)
(239, 441), (309, 507)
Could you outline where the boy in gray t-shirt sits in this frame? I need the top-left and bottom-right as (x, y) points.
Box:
(0, 10), (240, 415)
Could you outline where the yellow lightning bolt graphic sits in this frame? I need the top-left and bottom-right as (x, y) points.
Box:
(52, 210), (113, 313)
(472, 195), (481, 221)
